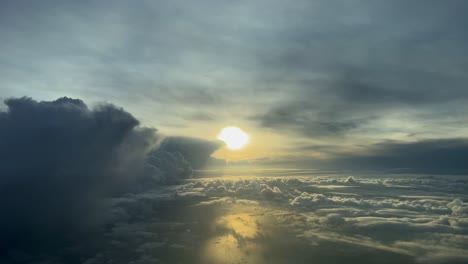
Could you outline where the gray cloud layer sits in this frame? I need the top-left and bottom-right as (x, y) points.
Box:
(274, 138), (468, 175)
(332, 138), (468, 174)
(2, 0), (468, 141)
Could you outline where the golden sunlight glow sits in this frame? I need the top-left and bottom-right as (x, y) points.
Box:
(216, 213), (258, 238)
(202, 208), (265, 264)
(217, 126), (250, 150)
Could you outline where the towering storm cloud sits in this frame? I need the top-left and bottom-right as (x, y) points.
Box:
(0, 97), (219, 254)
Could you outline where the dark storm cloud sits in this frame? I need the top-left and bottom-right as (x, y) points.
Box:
(0, 97), (150, 253)
(0, 97), (220, 255)
(143, 137), (222, 185)
(157, 136), (223, 169)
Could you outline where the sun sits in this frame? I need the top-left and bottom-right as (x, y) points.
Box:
(217, 126), (250, 150)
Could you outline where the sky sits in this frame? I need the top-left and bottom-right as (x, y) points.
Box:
(2, 0), (468, 166)
(2, 1), (468, 263)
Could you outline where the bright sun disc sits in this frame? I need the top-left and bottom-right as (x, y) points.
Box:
(217, 126), (250, 150)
